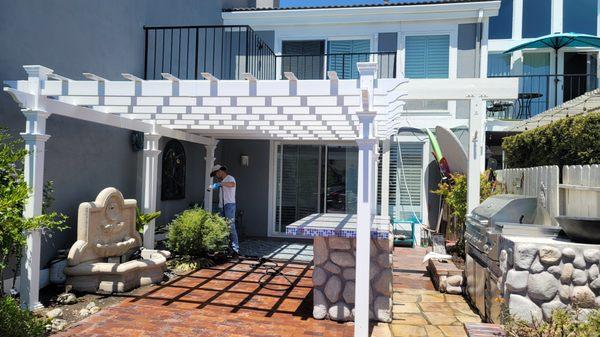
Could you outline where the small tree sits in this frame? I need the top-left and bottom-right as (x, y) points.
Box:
(0, 129), (67, 295)
(433, 170), (497, 252)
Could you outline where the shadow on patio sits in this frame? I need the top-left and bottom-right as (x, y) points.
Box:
(55, 257), (355, 337)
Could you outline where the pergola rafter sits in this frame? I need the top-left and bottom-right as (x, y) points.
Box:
(6, 69), (397, 141)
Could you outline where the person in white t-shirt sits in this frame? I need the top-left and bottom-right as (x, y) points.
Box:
(209, 164), (239, 254)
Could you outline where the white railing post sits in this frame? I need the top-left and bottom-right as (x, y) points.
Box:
(20, 65), (53, 310)
(142, 131), (161, 249)
(203, 140), (218, 212)
(354, 62), (378, 337)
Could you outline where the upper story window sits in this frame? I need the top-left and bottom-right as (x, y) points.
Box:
(523, 0), (551, 38)
(281, 40), (325, 80)
(327, 40), (371, 79)
(564, 0), (598, 35)
(489, 0), (513, 39)
(405, 35), (450, 79)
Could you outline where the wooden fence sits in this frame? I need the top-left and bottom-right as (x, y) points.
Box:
(496, 165), (600, 224)
(562, 165), (600, 217)
(496, 166), (560, 226)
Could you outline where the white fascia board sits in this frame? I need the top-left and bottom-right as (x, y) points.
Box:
(223, 1), (501, 26)
(403, 78), (518, 100)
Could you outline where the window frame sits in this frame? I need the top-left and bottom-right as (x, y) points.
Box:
(399, 27), (457, 79)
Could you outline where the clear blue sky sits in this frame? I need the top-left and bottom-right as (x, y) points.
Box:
(280, 0), (426, 7)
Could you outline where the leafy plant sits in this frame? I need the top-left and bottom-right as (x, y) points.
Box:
(166, 207), (229, 257)
(0, 295), (48, 337)
(502, 112), (600, 168)
(135, 208), (161, 234)
(503, 307), (600, 337)
(0, 129), (67, 295)
(433, 170), (498, 250)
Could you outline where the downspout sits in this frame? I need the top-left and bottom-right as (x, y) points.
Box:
(476, 9), (484, 77)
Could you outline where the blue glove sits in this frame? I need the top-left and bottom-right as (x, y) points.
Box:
(211, 183), (221, 190)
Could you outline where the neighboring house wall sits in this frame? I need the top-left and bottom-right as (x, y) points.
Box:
(216, 140), (271, 238)
(0, 0), (223, 271)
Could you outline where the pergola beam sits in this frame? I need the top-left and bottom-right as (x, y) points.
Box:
(4, 87), (212, 145)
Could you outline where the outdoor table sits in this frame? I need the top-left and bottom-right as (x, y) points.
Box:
(487, 101), (514, 119)
(516, 92), (543, 119)
(285, 213), (393, 322)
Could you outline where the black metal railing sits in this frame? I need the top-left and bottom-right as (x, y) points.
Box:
(144, 26), (398, 81)
(487, 74), (598, 119)
(144, 25), (277, 80)
(279, 52), (397, 80)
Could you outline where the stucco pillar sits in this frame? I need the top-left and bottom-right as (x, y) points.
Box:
(467, 96), (485, 214)
(203, 141), (218, 212)
(354, 62), (378, 337)
(141, 133), (161, 249)
(19, 65), (53, 310)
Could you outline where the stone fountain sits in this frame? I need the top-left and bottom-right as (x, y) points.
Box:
(64, 188), (170, 293)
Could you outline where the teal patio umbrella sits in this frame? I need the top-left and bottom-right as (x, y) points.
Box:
(504, 32), (600, 106)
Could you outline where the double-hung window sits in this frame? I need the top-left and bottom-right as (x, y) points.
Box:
(405, 35), (450, 79)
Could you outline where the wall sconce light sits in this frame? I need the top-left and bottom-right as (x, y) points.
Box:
(240, 155), (250, 167)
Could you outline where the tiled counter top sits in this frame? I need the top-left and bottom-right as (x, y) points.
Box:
(285, 213), (391, 239)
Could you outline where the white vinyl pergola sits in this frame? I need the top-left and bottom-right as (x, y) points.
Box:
(4, 63), (518, 337)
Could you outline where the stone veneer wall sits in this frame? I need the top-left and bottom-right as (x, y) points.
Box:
(312, 236), (393, 322)
(499, 241), (600, 323)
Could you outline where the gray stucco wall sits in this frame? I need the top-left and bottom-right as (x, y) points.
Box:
(256, 30), (276, 50)
(216, 140), (270, 238)
(457, 23), (481, 78)
(156, 140), (207, 228)
(0, 0), (223, 270)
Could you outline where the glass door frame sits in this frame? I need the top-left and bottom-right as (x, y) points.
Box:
(267, 140), (357, 238)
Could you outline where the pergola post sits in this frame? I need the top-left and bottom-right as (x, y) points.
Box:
(20, 65), (53, 310)
(141, 132), (161, 249)
(354, 62), (378, 337)
(203, 141), (218, 212)
(467, 95), (485, 213)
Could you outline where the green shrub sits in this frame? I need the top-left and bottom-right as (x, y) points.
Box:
(502, 112), (600, 168)
(0, 296), (48, 337)
(503, 307), (600, 337)
(167, 208), (229, 257)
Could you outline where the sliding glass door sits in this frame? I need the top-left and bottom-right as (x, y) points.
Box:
(274, 144), (358, 233)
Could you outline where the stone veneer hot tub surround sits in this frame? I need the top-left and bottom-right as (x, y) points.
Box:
(499, 235), (600, 323)
(286, 214), (393, 323)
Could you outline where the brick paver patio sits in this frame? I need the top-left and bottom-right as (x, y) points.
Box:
(56, 259), (354, 337)
(390, 247), (481, 337)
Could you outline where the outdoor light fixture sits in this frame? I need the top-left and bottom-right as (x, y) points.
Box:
(240, 155), (249, 167)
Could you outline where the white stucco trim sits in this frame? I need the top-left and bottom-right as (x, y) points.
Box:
(223, 1), (501, 27)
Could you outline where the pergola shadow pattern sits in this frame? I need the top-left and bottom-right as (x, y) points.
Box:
(55, 259), (354, 337)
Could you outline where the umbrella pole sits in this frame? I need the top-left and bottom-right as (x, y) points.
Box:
(554, 49), (559, 107)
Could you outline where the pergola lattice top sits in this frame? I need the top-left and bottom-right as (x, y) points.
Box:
(6, 68), (400, 141)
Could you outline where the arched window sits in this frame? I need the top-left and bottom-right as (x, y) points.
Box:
(161, 140), (186, 200)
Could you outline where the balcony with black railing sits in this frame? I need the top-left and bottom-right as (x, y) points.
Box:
(487, 74), (598, 120)
(144, 25), (277, 80)
(144, 25), (397, 81)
